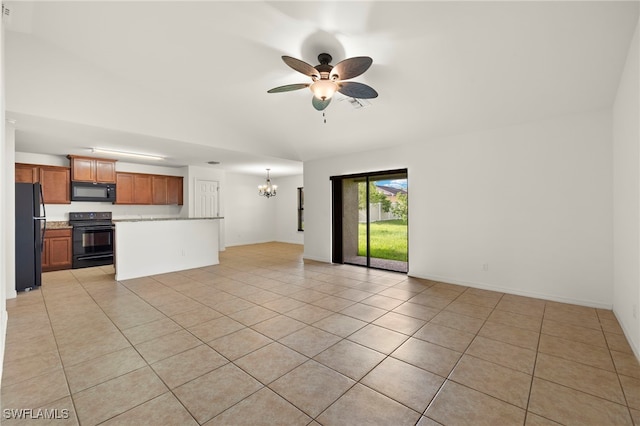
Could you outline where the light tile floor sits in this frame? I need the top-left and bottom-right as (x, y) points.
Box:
(2, 242), (639, 425)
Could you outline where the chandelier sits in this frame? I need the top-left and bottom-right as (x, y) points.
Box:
(258, 169), (277, 198)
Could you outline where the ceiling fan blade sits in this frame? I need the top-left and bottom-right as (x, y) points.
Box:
(267, 83), (310, 93)
(338, 82), (378, 99)
(282, 56), (320, 78)
(330, 56), (373, 80)
(312, 96), (332, 111)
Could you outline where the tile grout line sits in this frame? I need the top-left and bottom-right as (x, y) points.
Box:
(599, 308), (637, 424)
(419, 288), (514, 423)
(6, 245), (638, 425)
(77, 274), (204, 425)
(40, 274), (88, 424)
(522, 296), (546, 425)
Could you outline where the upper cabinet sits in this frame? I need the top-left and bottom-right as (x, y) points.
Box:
(15, 163), (39, 183)
(15, 163), (71, 204)
(40, 167), (71, 204)
(68, 155), (117, 183)
(116, 172), (183, 205)
(133, 174), (153, 205)
(17, 158), (183, 206)
(166, 176), (183, 205)
(151, 175), (168, 205)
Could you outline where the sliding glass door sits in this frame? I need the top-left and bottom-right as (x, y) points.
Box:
(332, 169), (408, 273)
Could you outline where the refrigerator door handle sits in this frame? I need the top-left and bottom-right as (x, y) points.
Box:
(39, 184), (46, 219)
(35, 217), (46, 252)
(41, 219), (46, 252)
(38, 183), (46, 252)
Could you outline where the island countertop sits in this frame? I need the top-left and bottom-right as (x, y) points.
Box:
(113, 217), (223, 223)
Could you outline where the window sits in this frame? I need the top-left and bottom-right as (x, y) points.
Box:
(297, 187), (304, 231)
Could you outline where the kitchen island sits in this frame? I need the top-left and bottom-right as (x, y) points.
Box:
(113, 217), (223, 281)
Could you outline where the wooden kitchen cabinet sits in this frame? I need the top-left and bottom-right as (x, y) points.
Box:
(115, 173), (135, 204)
(42, 228), (72, 272)
(39, 166), (71, 204)
(15, 163), (39, 183)
(15, 163), (70, 204)
(96, 160), (117, 183)
(115, 172), (152, 204)
(151, 175), (168, 204)
(116, 172), (182, 205)
(68, 155), (117, 183)
(167, 176), (183, 205)
(134, 174), (152, 204)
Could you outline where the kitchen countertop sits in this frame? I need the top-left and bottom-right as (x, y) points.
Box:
(112, 217), (223, 223)
(47, 221), (72, 229)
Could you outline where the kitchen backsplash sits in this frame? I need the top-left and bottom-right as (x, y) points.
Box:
(45, 202), (184, 221)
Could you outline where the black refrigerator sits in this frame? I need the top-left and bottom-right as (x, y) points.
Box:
(15, 182), (46, 291)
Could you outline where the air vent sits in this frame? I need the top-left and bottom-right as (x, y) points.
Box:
(207, 161), (220, 165)
(2, 3), (11, 23)
(340, 97), (371, 109)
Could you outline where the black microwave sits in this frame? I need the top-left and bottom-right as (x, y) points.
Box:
(71, 182), (116, 202)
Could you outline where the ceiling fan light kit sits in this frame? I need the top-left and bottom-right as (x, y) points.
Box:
(268, 53), (378, 112)
(310, 79), (338, 101)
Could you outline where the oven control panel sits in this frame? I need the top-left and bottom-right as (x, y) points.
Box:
(69, 211), (112, 222)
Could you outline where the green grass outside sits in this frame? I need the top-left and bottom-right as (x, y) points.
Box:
(358, 219), (408, 262)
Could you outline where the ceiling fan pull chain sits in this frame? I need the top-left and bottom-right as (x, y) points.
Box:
(323, 111), (326, 124)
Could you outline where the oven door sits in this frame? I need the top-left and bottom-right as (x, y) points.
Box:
(72, 225), (114, 268)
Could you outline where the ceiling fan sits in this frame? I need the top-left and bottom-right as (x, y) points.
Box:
(268, 53), (378, 111)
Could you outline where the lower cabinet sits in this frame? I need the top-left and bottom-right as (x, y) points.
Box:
(42, 228), (72, 272)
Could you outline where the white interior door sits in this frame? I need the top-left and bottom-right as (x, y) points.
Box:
(194, 179), (219, 217)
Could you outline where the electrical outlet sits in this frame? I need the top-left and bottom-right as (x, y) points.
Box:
(482, 263), (489, 272)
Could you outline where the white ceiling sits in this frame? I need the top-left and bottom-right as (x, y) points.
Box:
(4, 1), (639, 177)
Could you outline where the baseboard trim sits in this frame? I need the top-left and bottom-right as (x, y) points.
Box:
(6, 288), (16, 300)
(303, 254), (332, 263)
(0, 308), (7, 387)
(224, 240), (275, 247)
(409, 272), (613, 310)
(225, 240), (304, 248)
(613, 310), (640, 362)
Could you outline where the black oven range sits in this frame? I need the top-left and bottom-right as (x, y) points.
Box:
(69, 212), (114, 269)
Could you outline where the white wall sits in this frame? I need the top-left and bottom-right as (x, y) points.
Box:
(224, 172), (277, 246)
(4, 126), (15, 302)
(275, 174), (304, 245)
(613, 17), (640, 357)
(0, 15), (7, 381)
(305, 110), (613, 308)
(197, 171), (302, 247)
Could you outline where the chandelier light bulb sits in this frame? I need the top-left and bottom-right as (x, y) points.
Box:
(258, 169), (277, 198)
